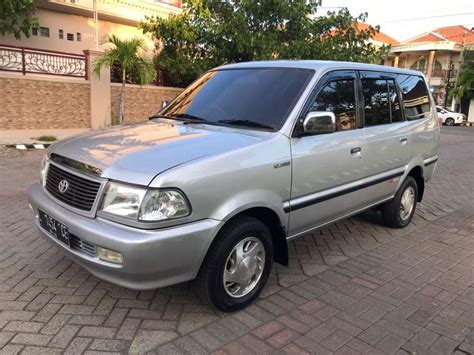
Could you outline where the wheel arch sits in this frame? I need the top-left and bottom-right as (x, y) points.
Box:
(216, 207), (289, 266)
(407, 165), (425, 202)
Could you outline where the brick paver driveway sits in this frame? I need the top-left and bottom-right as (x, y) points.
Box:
(1, 127), (473, 354)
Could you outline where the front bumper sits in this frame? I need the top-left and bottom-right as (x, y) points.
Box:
(28, 182), (223, 290)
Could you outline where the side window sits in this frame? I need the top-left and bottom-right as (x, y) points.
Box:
(436, 107), (442, 113)
(310, 79), (357, 131)
(396, 75), (431, 120)
(362, 79), (390, 126)
(388, 80), (403, 122)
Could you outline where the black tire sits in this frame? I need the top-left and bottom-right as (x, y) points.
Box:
(195, 215), (273, 312)
(382, 176), (418, 228)
(445, 118), (455, 126)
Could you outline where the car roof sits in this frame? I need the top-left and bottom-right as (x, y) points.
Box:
(217, 60), (423, 77)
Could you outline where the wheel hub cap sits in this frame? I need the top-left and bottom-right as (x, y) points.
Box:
(223, 237), (265, 298)
(399, 186), (415, 221)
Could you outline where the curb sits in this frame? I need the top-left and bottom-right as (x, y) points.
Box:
(5, 143), (51, 150)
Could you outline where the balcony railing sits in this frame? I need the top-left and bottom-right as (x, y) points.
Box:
(0, 44), (87, 79)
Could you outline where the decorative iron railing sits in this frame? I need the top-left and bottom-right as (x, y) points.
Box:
(0, 44), (87, 79)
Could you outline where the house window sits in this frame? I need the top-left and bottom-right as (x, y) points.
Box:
(40, 27), (50, 37)
(76, 32), (81, 42)
(67, 33), (74, 41)
(32, 27), (38, 36)
(59, 29), (64, 39)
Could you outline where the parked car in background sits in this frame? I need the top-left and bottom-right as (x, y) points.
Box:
(436, 106), (466, 126)
(28, 61), (440, 312)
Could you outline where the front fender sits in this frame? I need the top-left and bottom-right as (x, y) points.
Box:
(211, 189), (288, 227)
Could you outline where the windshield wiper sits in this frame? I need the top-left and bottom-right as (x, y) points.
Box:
(148, 113), (175, 121)
(217, 119), (274, 130)
(174, 113), (209, 123)
(148, 113), (209, 123)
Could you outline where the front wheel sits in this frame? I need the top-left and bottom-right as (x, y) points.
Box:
(195, 216), (273, 312)
(445, 118), (455, 126)
(382, 176), (418, 228)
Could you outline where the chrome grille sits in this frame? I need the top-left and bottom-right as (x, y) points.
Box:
(70, 234), (96, 257)
(45, 163), (101, 212)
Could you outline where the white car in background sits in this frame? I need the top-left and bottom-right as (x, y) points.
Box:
(436, 106), (466, 126)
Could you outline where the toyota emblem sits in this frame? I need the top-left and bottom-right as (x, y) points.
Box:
(58, 180), (69, 193)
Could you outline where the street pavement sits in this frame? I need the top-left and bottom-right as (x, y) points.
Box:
(0, 127), (473, 354)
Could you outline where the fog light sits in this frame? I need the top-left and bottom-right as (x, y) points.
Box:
(98, 247), (123, 264)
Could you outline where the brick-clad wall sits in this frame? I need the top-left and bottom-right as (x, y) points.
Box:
(0, 77), (90, 129)
(111, 83), (183, 124)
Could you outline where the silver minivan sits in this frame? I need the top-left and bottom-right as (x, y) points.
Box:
(28, 61), (439, 311)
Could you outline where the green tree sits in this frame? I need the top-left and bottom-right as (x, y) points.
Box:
(141, 0), (390, 87)
(93, 35), (156, 125)
(0, 0), (39, 39)
(450, 50), (474, 102)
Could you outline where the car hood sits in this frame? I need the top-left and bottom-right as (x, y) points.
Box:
(49, 121), (268, 185)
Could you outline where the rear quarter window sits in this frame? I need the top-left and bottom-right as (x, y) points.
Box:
(396, 74), (431, 120)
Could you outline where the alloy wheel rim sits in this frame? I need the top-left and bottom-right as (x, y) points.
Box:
(223, 237), (265, 298)
(399, 186), (415, 221)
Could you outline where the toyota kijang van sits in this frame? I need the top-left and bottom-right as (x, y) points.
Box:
(28, 61), (440, 311)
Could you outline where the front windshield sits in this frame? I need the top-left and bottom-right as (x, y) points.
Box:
(160, 68), (314, 131)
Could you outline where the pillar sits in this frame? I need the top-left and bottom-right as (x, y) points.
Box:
(393, 55), (400, 68)
(426, 50), (436, 81)
(84, 49), (111, 129)
(468, 99), (474, 123)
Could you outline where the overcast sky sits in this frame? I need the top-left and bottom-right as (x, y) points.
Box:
(319, 0), (474, 42)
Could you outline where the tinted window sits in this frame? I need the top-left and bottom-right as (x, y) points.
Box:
(161, 68), (313, 131)
(397, 75), (431, 120)
(436, 107), (442, 112)
(362, 79), (390, 126)
(310, 79), (357, 131)
(388, 80), (403, 122)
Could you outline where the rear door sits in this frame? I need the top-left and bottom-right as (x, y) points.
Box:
(358, 71), (410, 204)
(396, 74), (439, 168)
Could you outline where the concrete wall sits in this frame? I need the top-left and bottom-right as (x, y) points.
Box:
(111, 83), (183, 124)
(0, 74), (90, 129)
(1, 9), (156, 56)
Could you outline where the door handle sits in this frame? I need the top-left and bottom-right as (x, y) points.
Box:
(399, 137), (408, 145)
(350, 147), (362, 158)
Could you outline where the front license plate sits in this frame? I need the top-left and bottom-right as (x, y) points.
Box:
(38, 210), (70, 246)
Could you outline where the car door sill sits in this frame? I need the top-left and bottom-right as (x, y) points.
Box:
(287, 195), (394, 241)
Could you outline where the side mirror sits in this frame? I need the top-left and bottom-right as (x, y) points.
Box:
(161, 100), (169, 109)
(303, 111), (336, 135)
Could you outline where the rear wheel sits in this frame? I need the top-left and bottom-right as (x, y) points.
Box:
(445, 118), (455, 126)
(382, 176), (418, 228)
(195, 215), (273, 312)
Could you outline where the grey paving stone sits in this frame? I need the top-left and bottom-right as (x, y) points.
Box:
(0, 129), (473, 354)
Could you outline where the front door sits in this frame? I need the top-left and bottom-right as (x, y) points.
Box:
(287, 70), (367, 237)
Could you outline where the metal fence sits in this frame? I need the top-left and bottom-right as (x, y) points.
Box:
(0, 44), (87, 79)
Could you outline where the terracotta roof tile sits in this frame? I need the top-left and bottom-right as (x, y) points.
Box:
(406, 25), (474, 44)
(356, 23), (398, 45)
(325, 22), (398, 45)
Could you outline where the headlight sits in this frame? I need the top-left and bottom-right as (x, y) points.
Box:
(99, 182), (190, 222)
(100, 182), (147, 219)
(139, 190), (190, 221)
(40, 157), (49, 186)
